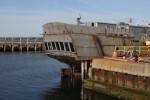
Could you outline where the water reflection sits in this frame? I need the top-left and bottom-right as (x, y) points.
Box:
(45, 77), (118, 100)
(0, 53), (119, 100)
(82, 88), (119, 100)
(45, 77), (81, 100)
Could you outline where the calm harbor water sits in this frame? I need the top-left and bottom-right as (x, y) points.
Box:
(0, 53), (117, 100)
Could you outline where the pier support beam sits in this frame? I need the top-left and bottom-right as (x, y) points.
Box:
(12, 45), (14, 52)
(27, 38), (29, 52)
(81, 61), (84, 80)
(3, 44), (6, 52)
(27, 45), (29, 52)
(85, 61), (87, 78)
(20, 45), (22, 52)
(34, 45), (37, 52)
(81, 61), (89, 80)
(19, 38), (22, 52)
(11, 38), (14, 52)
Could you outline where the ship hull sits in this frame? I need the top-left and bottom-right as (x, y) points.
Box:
(47, 54), (81, 66)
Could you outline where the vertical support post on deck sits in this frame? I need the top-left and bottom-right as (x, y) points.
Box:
(19, 38), (22, 52)
(34, 44), (37, 52)
(71, 64), (75, 81)
(34, 38), (36, 52)
(12, 45), (14, 52)
(27, 38), (29, 52)
(4, 37), (6, 52)
(11, 37), (14, 52)
(81, 61), (85, 81)
(72, 65), (75, 75)
(3, 44), (6, 52)
(81, 61), (89, 80)
(84, 61), (88, 79)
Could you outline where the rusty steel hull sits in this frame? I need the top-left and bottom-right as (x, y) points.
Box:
(42, 22), (146, 65)
(47, 54), (80, 66)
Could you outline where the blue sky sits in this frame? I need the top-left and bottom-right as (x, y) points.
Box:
(0, 0), (150, 37)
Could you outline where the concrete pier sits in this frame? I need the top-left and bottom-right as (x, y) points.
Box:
(0, 37), (43, 52)
(84, 58), (150, 100)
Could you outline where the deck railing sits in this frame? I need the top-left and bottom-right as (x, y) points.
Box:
(115, 46), (150, 57)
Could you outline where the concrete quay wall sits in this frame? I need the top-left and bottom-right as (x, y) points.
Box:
(92, 58), (150, 77)
(84, 58), (150, 99)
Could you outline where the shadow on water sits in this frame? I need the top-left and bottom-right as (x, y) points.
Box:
(44, 77), (82, 100)
(82, 88), (120, 100)
(44, 77), (119, 100)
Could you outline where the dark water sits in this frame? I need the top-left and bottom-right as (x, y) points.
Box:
(0, 53), (117, 100)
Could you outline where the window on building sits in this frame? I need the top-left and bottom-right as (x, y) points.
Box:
(44, 42), (48, 50)
(65, 42), (69, 51)
(51, 42), (56, 50)
(56, 42), (60, 50)
(60, 42), (64, 50)
(69, 42), (75, 52)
